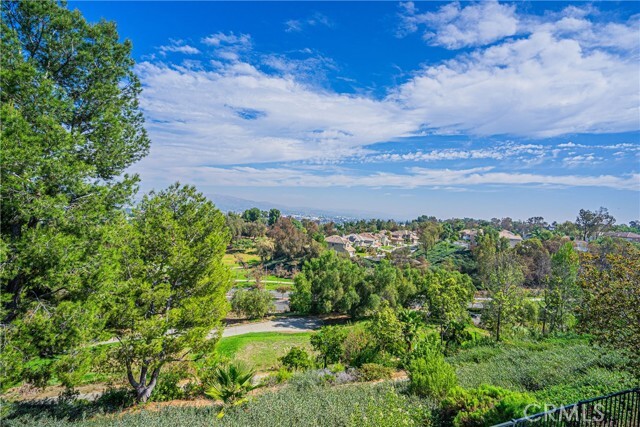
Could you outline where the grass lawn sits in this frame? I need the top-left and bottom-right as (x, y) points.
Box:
(216, 332), (313, 371)
(222, 252), (260, 267)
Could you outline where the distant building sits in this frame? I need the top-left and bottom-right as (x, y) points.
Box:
(460, 229), (481, 245)
(603, 232), (640, 243)
(499, 230), (523, 248)
(325, 235), (356, 257)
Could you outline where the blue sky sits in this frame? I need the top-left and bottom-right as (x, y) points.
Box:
(71, 1), (640, 222)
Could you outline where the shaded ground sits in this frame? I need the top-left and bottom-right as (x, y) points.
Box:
(221, 316), (324, 337)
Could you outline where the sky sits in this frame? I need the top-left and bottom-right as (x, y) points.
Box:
(70, 1), (640, 223)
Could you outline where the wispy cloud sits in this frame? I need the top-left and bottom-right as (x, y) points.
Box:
(201, 31), (252, 48)
(140, 164), (639, 191)
(158, 39), (200, 55)
(285, 12), (333, 33)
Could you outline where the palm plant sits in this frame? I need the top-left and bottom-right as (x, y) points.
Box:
(205, 363), (257, 406)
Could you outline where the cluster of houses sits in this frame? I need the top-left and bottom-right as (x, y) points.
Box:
(326, 228), (640, 258)
(325, 230), (419, 257)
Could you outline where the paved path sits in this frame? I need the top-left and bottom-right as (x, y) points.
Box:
(221, 316), (324, 337)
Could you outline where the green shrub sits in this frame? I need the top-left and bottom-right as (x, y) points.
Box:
(329, 363), (345, 373)
(357, 363), (394, 382)
(149, 371), (185, 402)
(310, 325), (347, 367)
(276, 367), (293, 383)
(442, 385), (535, 427)
(279, 346), (314, 371)
(231, 289), (275, 319)
(408, 350), (457, 400)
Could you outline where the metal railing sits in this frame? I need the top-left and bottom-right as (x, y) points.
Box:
(493, 387), (640, 426)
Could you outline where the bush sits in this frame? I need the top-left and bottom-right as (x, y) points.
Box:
(279, 346), (314, 371)
(442, 385), (535, 427)
(357, 363), (394, 382)
(310, 326), (347, 367)
(342, 327), (376, 367)
(408, 350), (457, 400)
(231, 289), (275, 319)
(149, 370), (185, 402)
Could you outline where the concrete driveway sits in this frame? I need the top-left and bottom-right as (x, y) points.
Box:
(221, 316), (324, 337)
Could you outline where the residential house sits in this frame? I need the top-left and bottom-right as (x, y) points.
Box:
(390, 230), (419, 246)
(499, 230), (523, 248)
(345, 233), (364, 247)
(374, 232), (390, 246)
(358, 232), (380, 247)
(460, 229), (481, 245)
(604, 231), (640, 243)
(325, 235), (355, 257)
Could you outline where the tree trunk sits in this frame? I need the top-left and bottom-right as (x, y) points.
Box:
(496, 308), (502, 342)
(127, 363), (161, 403)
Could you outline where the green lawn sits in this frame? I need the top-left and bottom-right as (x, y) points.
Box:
(216, 332), (313, 371)
(222, 252), (261, 267)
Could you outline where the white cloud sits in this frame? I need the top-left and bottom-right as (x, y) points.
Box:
(158, 40), (200, 55)
(143, 164), (639, 191)
(284, 12), (333, 33)
(202, 32), (252, 48)
(391, 30), (639, 137)
(399, 1), (519, 49)
(366, 143), (546, 163)
(563, 153), (603, 167)
(135, 61), (413, 166)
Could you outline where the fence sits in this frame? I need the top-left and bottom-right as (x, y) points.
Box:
(493, 387), (640, 426)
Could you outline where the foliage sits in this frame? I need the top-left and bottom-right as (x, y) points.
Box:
(255, 238), (275, 262)
(350, 389), (432, 427)
(450, 335), (637, 401)
(1, 0), (148, 388)
(231, 288), (274, 319)
(291, 251), (363, 315)
(279, 346), (314, 371)
(416, 268), (474, 346)
(369, 302), (405, 357)
(576, 207), (615, 241)
(357, 363), (394, 382)
(310, 325), (348, 367)
(408, 349), (458, 400)
(267, 217), (321, 261)
(205, 363), (257, 405)
(360, 260), (415, 314)
(542, 242), (579, 334)
(515, 238), (551, 288)
(442, 385), (535, 427)
(104, 184), (231, 402)
(268, 209), (281, 226)
(482, 251), (526, 341)
(577, 244), (640, 363)
(418, 221), (442, 254)
(149, 370), (185, 402)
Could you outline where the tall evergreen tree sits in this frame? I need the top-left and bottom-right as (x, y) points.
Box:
(1, 0), (149, 385)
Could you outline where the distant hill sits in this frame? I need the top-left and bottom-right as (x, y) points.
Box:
(209, 194), (391, 221)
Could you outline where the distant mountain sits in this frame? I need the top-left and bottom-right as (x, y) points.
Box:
(209, 194), (391, 221)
